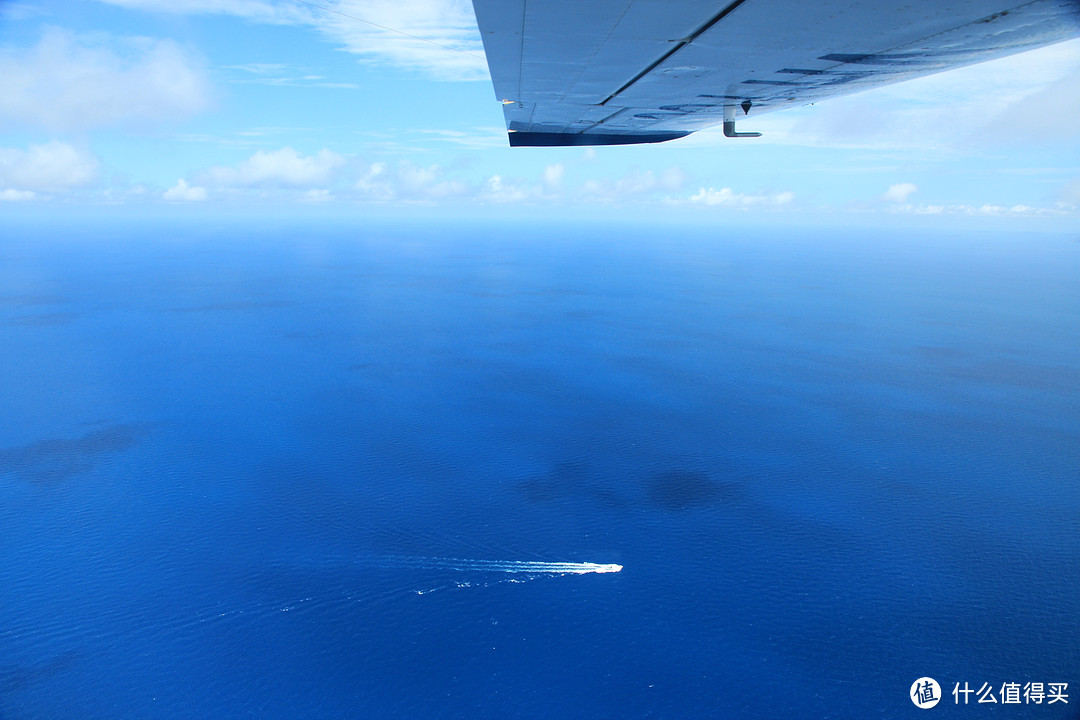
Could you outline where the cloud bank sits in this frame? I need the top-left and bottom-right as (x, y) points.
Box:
(0, 142), (99, 195)
(688, 187), (794, 208)
(0, 28), (212, 132)
(203, 147), (346, 187)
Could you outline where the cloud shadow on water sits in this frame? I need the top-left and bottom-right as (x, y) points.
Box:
(0, 651), (81, 694)
(0, 295), (70, 307)
(645, 471), (744, 511)
(3, 312), (80, 327)
(517, 464), (745, 512)
(517, 463), (630, 509)
(164, 301), (294, 313)
(0, 423), (149, 484)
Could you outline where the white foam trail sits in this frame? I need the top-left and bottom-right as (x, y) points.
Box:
(379, 556), (622, 575)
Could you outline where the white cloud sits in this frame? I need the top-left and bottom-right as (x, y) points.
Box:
(94, 0), (486, 81)
(973, 42), (1080, 146)
(397, 162), (439, 191)
(688, 187), (794, 207)
(354, 160), (468, 200)
(94, 0), (299, 21)
(302, 189), (332, 202)
(882, 183), (918, 202)
(542, 163), (564, 190)
(881, 202), (1071, 217)
(0, 3), (45, 21)
(204, 147), (345, 187)
(0, 189), (37, 201)
(355, 163), (685, 205)
(411, 128), (506, 150)
(308, 0), (487, 81)
(481, 174), (537, 203)
(579, 167), (688, 202)
(1062, 178), (1080, 206)
(0, 28), (212, 132)
(221, 63), (360, 89)
(659, 167), (687, 192)
(614, 170), (660, 196)
(163, 178), (207, 201)
(966, 204), (1061, 216)
(355, 162), (393, 199)
(0, 141), (99, 193)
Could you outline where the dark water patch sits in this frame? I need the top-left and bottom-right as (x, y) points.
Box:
(519, 285), (591, 298)
(165, 300), (294, 313)
(385, 276), (458, 291)
(0, 294), (69, 307)
(3, 312), (80, 327)
(876, 476), (930, 500)
(911, 345), (971, 361)
(340, 272), (396, 281)
(463, 290), (515, 299)
(0, 423), (149, 483)
(946, 359), (1080, 392)
(517, 461), (750, 513)
(517, 463), (630, 509)
(646, 471), (743, 511)
(0, 651), (81, 694)
(282, 330), (339, 340)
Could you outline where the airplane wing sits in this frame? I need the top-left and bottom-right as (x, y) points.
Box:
(470, 0), (1080, 146)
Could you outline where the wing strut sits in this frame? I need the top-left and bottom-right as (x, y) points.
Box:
(723, 103), (761, 138)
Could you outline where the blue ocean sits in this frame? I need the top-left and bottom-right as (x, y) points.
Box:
(1, 220), (1077, 719)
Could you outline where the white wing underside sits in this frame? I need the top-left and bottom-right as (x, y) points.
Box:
(470, 0), (1080, 145)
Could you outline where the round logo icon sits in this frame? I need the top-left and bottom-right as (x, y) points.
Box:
(911, 677), (941, 709)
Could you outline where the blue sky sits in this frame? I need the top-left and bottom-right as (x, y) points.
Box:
(2, 0), (1079, 227)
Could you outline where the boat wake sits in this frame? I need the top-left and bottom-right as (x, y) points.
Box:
(1, 554), (622, 647)
(377, 556), (622, 575)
